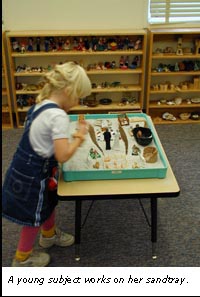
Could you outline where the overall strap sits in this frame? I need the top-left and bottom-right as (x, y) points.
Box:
(31, 103), (60, 121)
(25, 103), (60, 128)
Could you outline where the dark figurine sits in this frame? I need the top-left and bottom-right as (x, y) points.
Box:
(103, 128), (111, 150)
(12, 38), (20, 52)
(36, 37), (41, 51)
(44, 37), (50, 52)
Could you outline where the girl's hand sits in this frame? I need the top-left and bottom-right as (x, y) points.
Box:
(77, 120), (89, 135)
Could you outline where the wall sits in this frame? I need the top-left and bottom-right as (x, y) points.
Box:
(2, 0), (148, 31)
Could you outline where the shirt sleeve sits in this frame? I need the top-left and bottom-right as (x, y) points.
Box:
(50, 111), (70, 140)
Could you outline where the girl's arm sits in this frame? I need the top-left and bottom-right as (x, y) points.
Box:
(53, 120), (88, 163)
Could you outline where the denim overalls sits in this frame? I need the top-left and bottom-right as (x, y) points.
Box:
(2, 103), (60, 227)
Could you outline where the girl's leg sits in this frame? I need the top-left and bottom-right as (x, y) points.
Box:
(15, 226), (40, 261)
(39, 209), (74, 247)
(41, 209), (56, 238)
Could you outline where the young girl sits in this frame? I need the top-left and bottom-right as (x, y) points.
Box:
(2, 61), (92, 267)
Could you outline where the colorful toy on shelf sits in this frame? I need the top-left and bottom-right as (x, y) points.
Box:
(44, 37), (50, 52)
(20, 42), (26, 53)
(27, 37), (34, 51)
(134, 37), (142, 50)
(195, 39), (200, 55)
(63, 39), (71, 50)
(11, 38), (20, 52)
(176, 37), (183, 55)
(57, 37), (64, 51)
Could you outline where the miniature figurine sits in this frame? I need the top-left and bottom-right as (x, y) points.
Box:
(36, 37), (41, 51)
(83, 38), (90, 50)
(63, 39), (71, 50)
(176, 37), (183, 55)
(103, 128), (111, 150)
(112, 130), (120, 151)
(49, 37), (57, 51)
(134, 38), (142, 50)
(111, 60), (116, 69)
(119, 56), (125, 68)
(72, 37), (79, 50)
(174, 62), (179, 72)
(104, 61), (111, 69)
(57, 37), (64, 51)
(125, 56), (129, 68)
(128, 39), (134, 50)
(12, 38), (20, 52)
(20, 42), (26, 54)
(27, 95), (35, 106)
(27, 37), (34, 51)
(44, 37), (50, 52)
(195, 39), (200, 55)
(76, 37), (85, 51)
(132, 144), (140, 155)
(109, 40), (117, 51)
(16, 95), (27, 108)
(129, 56), (139, 69)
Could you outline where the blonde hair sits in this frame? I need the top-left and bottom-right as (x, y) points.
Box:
(36, 61), (91, 104)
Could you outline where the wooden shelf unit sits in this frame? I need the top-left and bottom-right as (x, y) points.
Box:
(6, 30), (147, 128)
(146, 28), (200, 124)
(2, 32), (14, 129)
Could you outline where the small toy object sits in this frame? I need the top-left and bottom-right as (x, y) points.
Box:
(133, 126), (153, 146)
(36, 37), (41, 51)
(112, 130), (120, 151)
(109, 41), (117, 51)
(12, 38), (20, 52)
(162, 112), (176, 121)
(63, 39), (71, 50)
(119, 56), (125, 68)
(27, 37), (34, 51)
(134, 38), (142, 50)
(103, 128), (111, 150)
(27, 96), (35, 106)
(179, 112), (191, 120)
(195, 39), (200, 55)
(132, 144), (140, 155)
(176, 37), (183, 55)
(48, 167), (58, 191)
(44, 37), (50, 52)
(16, 95), (27, 108)
(143, 147), (158, 163)
(50, 38), (57, 51)
(118, 113), (129, 126)
(128, 39), (134, 50)
(57, 37), (64, 51)
(20, 42), (26, 54)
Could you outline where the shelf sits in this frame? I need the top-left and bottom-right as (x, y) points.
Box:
(149, 103), (200, 109)
(151, 71), (200, 76)
(146, 28), (200, 125)
(153, 117), (200, 125)
(2, 32), (14, 129)
(16, 102), (141, 114)
(6, 29), (147, 127)
(14, 68), (143, 76)
(152, 54), (200, 59)
(150, 89), (200, 94)
(11, 50), (144, 57)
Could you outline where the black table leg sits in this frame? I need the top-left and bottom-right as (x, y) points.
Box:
(151, 197), (157, 259)
(75, 199), (82, 261)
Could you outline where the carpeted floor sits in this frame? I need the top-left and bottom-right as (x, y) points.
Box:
(2, 123), (200, 267)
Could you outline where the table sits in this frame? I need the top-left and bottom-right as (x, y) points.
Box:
(57, 130), (180, 261)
